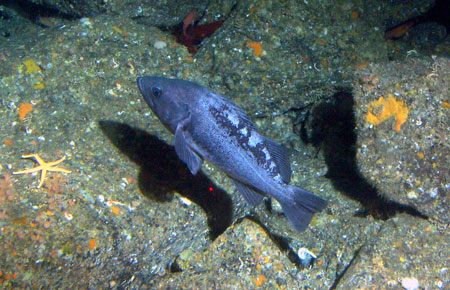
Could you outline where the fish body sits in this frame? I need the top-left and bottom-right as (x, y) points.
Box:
(137, 76), (327, 232)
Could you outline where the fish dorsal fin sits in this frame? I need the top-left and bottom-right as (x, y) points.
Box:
(208, 91), (246, 114)
(208, 91), (257, 131)
(264, 137), (291, 183)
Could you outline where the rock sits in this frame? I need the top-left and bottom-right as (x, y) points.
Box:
(28, 0), (106, 17)
(155, 219), (302, 289)
(336, 214), (450, 289)
(354, 57), (450, 223)
(1, 0), (448, 288)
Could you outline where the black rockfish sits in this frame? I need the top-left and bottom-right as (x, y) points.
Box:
(137, 76), (327, 232)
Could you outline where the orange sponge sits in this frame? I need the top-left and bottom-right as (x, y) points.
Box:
(366, 95), (409, 131)
(18, 103), (33, 122)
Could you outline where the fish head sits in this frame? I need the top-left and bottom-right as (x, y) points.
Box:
(137, 76), (193, 132)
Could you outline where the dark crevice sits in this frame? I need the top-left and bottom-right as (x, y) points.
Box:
(267, 233), (305, 268)
(0, 0), (77, 23)
(246, 215), (318, 270)
(329, 245), (364, 290)
(384, 0), (450, 40)
(287, 90), (427, 220)
(169, 260), (183, 274)
(383, 0), (450, 59)
(134, 3), (237, 55)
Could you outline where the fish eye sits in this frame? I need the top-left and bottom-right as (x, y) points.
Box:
(151, 87), (162, 97)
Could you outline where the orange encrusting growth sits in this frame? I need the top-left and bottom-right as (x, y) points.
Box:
(366, 95), (409, 132)
(247, 42), (263, 56)
(18, 103), (33, 121)
(89, 238), (96, 251)
(110, 206), (120, 215)
(255, 274), (265, 287)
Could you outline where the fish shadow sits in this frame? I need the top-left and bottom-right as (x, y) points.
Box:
(98, 120), (232, 239)
(291, 91), (426, 220)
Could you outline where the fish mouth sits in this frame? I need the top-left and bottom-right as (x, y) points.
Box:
(136, 77), (144, 94)
(137, 77), (154, 107)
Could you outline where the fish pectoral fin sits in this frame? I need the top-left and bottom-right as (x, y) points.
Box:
(174, 125), (202, 175)
(231, 178), (265, 206)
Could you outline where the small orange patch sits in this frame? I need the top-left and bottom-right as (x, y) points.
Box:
(18, 103), (33, 121)
(366, 95), (409, 131)
(351, 11), (358, 20)
(417, 152), (424, 159)
(357, 63), (367, 69)
(247, 42), (263, 56)
(89, 238), (96, 250)
(11, 216), (27, 226)
(249, 7), (259, 14)
(4, 139), (12, 146)
(111, 206), (120, 215)
(443, 101), (450, 109)
(255, 274), (265, 287)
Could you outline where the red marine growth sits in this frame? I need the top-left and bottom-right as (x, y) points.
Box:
(173, 10), (224, 54)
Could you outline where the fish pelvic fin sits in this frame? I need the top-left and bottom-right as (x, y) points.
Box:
(279, 186), (327, 233)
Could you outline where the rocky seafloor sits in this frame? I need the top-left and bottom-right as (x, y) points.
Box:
(0, 0), (448, 289)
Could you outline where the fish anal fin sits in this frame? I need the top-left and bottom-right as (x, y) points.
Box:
(231, 178), (265, 206)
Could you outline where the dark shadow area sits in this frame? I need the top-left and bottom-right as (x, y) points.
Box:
(99, 120), (233, 240)
(383, 0), (450, 58)
(288, 91), (426, 220)
(0, 0), (76, 24)
(384, 0), (449, 40)
(329, 245), (364, 290)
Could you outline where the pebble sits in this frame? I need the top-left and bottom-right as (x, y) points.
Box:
(401, 277), (419, 290)
(79, 18), (93, 28)
(297, 247), (317, 268)
(154, 40), (167, 49)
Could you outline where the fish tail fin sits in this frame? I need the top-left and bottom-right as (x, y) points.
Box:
(279, 186), (327, 233)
